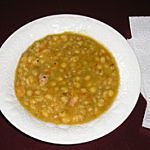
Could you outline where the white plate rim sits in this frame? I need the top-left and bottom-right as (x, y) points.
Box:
(0, 14), (141, 145)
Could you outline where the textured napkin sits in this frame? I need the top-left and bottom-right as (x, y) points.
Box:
(128, 17), (150, 129)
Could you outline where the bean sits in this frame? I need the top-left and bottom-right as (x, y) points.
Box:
(52, 36), (58, 41)
(54, 106), (60, 112)
(61, 117), (70, 124)
(42, 49), (49, 53)
(36, 97), (43, 102)
(48, 106), (53, 113)
(99, 98), (104, 103)
(89, 87), (96, 93)
(32, 70), (38, 76)
(59, 69), (64, 73)
(25, 78), (30, 85)
(74, 82), (80, 88)
(87, 82), (92, 87)
(28, 76), (34, 84)
(110, 65), (115, 70)
(104, 64), (109, 68)
(95, 57), (99, 61)
(84, 101), (89, 105)
(21, 56), (27, 63)
(61, 96), (68, 104)
(45, 94), (52, 100)
(72, 69), (76, 73)
(67, 51), (72, 55)
(53, 115), (58, 119)
(50, 81), (56, 87)
(48, 41), (52, 45)
(35, 90), (41, 95)
(103, 91), (108, 98)
(100, 56), (105, 63)
(40, 59), (45, 64)
(77, 41), (83, 46)
(24, 100), (29, 106)
(75, 50), (80, 54)
(16, 86), (25, 97)
(81, 88), (87, 93)
(28, 56), (32, 63)
(30, 105), (36, 110)
(108, 90), (114, 97)
(94, 107), (99, 114)
(39, 54), (44, 58)
(107, 78), (113, 85)
(97, 64), (102, 70)
(93, 98), (97, 103)
(72, 115), (83, 122)
(61, 87), (68, 93)
(18, 68), (22, 73)
(106, 56), (110, 60)
(34, 42), (40, 48)
(83, 61), (88, 65)
(59, 111), (66, 117)
(71, 56), (78, 62)
(61, 63), (67, 68)
(76, 36), (82, 41)
(98, 86), (102, 90)
(88, 107), (93, 112)
(57, 52), (62, 56)
(30, 99), (36, 104)
(61, 35), (68, 41)
(112, 72), (116, 76)
(98, 99), (104, 107)
(26, 90), (33, 96)
(80, 109), (86, 115)
(99, 70), (104, 76)
(81, 50), (85, 54)
(54, 87), (59, 91)
(57, 76), (63, 81)
(75, 76), (80, 81)
(42, 87), (48, 91)
(84, 75), (91, 81)
(41, 104), (46, 108)
(101, 49), (105, 54)
(105, 85), (110, 90)
(42, 110), (49, 117)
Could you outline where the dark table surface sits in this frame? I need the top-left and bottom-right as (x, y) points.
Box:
(0, 0), (150, 150)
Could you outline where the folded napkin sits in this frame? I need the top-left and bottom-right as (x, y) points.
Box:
(128, 17), (150, 129)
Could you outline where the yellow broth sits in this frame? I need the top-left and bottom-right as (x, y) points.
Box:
(14, 32), (119, 125)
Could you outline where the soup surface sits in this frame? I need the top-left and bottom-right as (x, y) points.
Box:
(15, 32), (119, 125)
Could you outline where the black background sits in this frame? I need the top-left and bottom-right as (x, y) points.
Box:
(0, 0), (150, 149)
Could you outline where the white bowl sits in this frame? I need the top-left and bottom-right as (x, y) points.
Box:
(0, 14), (141, 145)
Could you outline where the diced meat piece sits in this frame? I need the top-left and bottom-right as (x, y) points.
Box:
(69, 96), (78, 107)
(39, 74), (48, 86)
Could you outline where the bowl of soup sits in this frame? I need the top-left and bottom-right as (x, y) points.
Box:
(0, 14), (141, 144)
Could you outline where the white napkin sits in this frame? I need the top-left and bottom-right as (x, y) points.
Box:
(128, 16), (150, 129)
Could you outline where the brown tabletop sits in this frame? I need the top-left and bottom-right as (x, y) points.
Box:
(1, 0), (150, 150)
